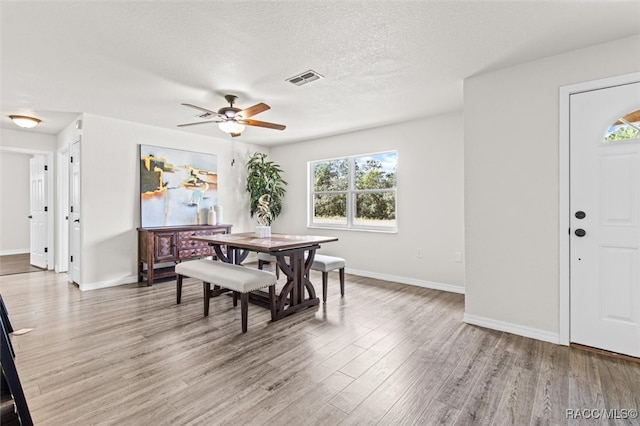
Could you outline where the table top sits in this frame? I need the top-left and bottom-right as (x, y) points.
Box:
(191, 232), (338, 253)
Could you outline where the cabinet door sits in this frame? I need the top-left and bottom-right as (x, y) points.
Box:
(154, 232), (177, 261)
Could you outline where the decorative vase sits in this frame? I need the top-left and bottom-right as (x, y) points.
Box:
(255, 225), (271, 238)
(214, 205), (223, 224)
(207, 207), (216, 225)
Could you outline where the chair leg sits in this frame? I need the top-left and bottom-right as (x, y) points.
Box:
(269, 285), (276, 321)
(258, 260), (264, 270)
(322, 272), (328, 303)
(203, 282), (211, 316)
(176, 274), (183, 304)
(233, 291), (238, 307)
(241, 293), (249, 333)
(339, 268), (345, 296)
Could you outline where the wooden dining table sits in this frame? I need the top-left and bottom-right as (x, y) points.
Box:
(190, 232), (338, 320)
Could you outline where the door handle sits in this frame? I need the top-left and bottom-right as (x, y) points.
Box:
(574, 229), (586, 237)
(28, 215), (33, 219)
(74, 219), (80, 223)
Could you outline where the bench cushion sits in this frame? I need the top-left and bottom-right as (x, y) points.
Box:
(175, 259), (276, 293)
(258, 252), (345, 273)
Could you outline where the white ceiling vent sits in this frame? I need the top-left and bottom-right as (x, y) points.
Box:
(286, 70), (323, 86)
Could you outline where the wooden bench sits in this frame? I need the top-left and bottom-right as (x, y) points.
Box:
(175, 259), (277, 333)
(258, 253), (345, 302)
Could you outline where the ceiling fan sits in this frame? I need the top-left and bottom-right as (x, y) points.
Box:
(177, 95), (286, 137)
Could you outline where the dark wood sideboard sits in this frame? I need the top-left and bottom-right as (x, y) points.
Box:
(138, 224), (232, 285)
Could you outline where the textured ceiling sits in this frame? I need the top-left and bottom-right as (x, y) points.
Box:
(1, 1), (639, 145)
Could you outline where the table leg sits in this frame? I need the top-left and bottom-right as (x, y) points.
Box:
(273, 248), (320, 320)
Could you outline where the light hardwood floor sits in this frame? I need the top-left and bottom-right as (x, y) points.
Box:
(0, 254), (44, 276)
(1, 269), (639, 425)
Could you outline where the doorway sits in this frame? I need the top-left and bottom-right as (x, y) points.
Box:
(559, 72), (640, 358)
(0, 147), (54, 274)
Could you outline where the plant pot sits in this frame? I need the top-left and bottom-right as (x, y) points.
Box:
(255, 225), (271, 238)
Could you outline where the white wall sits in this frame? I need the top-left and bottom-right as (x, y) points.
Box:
(463, 35), (640, 341)
(77, 114), (266, 289)
(0, 151), (31, 254)
(0, 128), (57, 152)
(270, 112), (465, 292)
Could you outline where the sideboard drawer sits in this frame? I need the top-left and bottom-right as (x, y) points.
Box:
(178, 229), (227, 248)
(179, 247), (213, 260)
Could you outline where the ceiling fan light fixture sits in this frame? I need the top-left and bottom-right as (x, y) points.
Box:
(218, 121), (245, 135)
(9, 115), (41, 129)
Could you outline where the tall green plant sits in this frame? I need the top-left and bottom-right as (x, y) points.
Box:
(246, 153), (287, 226)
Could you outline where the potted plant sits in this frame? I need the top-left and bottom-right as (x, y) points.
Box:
(246, 152), (287, 237)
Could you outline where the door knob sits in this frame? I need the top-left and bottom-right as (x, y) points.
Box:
(575, 229), (586, 237)
(28, 215), (33, 219)
(74, 219), (80, 223)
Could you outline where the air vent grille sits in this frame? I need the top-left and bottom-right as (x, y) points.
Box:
(286, 70), (323, 86)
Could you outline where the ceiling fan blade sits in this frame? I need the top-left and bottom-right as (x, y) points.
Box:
(181, 103), (219, 115)
(236, 103), (270, 119)
(239, 118), (286, 131)
(177, 121), (220, 127)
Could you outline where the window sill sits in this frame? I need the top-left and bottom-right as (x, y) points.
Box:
(307, 225), (398, 234)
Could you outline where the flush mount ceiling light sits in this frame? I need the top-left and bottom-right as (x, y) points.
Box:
(9, 115), (41, 129)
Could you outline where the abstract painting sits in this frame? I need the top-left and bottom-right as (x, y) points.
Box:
(139, 145), (218, 227)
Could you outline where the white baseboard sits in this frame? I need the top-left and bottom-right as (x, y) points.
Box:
(345, 267), (465, 295)
(0, 248), (29, 256)
(463, 313), (560, 344)
(78, 275), (139, 291)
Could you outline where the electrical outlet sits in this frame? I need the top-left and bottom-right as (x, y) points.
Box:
(416, 248), (423, 258)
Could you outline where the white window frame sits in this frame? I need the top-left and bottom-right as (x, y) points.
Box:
(308, 151), (398, 233)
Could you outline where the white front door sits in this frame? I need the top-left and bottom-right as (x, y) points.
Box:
(69, 140), (81, 283)
(29, 155), (47, 269)
(570, 82), (640, 357)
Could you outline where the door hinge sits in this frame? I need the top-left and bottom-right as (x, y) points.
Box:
(44, 247), (48, 253)
(44, 206), (48, 212)
(70, 255), (73, 262)
(44, 165), (48, 171)
(70, 206), (74, 213)
(70, 156), (73, 163)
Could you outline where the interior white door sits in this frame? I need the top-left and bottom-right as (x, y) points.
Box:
(29, 155), (47, 269)
(69, 140), (81, 283)
(570, 82), (640, 357)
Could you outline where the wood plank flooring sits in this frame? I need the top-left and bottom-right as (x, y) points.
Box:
(1, 269), (639, 425)
(0, 254), (44, 276)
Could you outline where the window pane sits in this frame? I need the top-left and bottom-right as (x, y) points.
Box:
(354, 192), (396, 227)
(355, 152), (397, 190)
(314, 193), (347, 224)
(605, 109), (640, 142)
(313, 159), (348, 191)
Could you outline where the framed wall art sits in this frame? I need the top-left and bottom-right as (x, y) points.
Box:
(139, 145), (218, 227)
